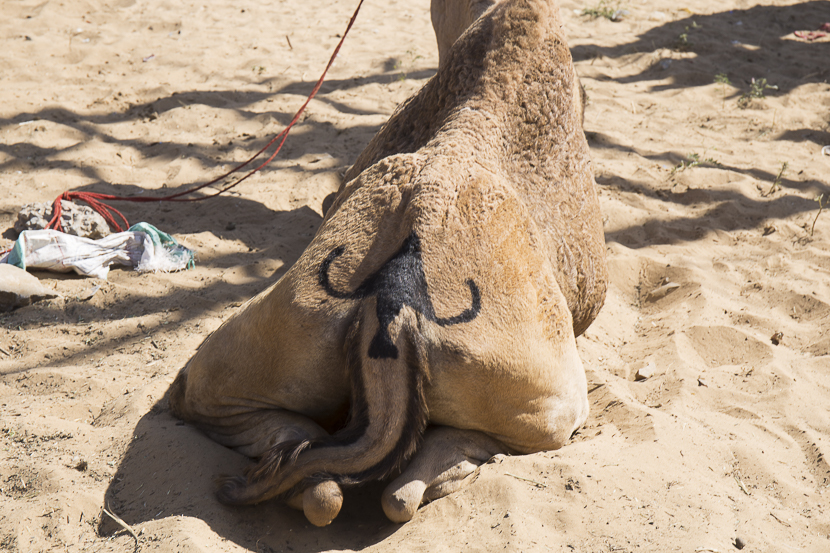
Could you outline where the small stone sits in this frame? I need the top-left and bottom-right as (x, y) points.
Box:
(646, 282), (680, 302)
(770, 332), (783, 346)
(76, 285), (101, 302)
(15, 200), (111, 239)
(735, 536), (746, 549)
(635, 362), (657, 381)
(0, 264), (59, 312)
(611, 9), (628, 22)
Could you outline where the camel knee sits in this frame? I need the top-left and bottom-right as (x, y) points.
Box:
(520, 389), (589, 453)
(167, 364), (227, 424)
(169, 366), (332, 458)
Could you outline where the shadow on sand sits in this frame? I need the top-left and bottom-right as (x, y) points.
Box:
(99, 398), (403, 551)
(15, 4), (826, 549)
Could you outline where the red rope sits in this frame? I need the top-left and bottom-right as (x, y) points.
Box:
(46, 0), (365, 234)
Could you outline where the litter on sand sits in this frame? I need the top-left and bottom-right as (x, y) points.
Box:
(0, 222), (194, 279)
(794, 23), (830, 41)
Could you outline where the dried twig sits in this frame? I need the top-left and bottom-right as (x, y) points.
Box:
(102, 504), (140, 553)
(763, 162), (788, 196)
(734, 475), (751, 495)
(588, 383), (605, 394)
(505, 473), (548, 488)
(770, 512), (791, 527)
(811, 194), (826, 237)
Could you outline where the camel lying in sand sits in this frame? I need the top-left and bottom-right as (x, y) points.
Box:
(169, 0), (607, 525)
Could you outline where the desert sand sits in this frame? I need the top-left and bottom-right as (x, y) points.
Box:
(1, 0), (829, 551)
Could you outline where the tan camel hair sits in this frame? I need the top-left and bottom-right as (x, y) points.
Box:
(168, 0), (607, 525)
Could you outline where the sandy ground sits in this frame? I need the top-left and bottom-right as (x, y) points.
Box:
(1, 0), (829, 551)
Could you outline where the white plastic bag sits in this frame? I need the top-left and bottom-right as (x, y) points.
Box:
(0, 223), (194, 279)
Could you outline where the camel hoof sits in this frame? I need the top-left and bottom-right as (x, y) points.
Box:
(303, 481), (343, 527)
(381, 480), (426, 523)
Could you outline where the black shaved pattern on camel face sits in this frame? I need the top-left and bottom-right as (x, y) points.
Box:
(319, 232), (481, 359)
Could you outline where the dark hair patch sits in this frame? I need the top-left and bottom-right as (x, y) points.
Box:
(319, 232), (482, 359)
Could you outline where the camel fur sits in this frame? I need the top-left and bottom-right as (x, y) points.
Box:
(168, 0), (607, 525)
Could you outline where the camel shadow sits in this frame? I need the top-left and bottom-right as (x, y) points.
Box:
(99, 398), (401, 551)
(76, 189), (404, 549)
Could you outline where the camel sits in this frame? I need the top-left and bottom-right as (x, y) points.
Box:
(168, 0), (607, 526)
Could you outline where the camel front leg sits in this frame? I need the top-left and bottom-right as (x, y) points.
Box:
(381, 425), (507, 522)
(168, 370), (347, 526)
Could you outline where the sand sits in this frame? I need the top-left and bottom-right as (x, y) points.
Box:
(1, 0), (829, 551)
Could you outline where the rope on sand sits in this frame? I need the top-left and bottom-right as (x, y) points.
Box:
(46, 0), (366, 234)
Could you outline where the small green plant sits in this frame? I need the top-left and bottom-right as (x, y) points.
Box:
(714, 73), (731, 109)
(675, 152), (702, 172)
(674, 21), (700, 52)
(738, 78), (778, 109)
(763, 161), (788, 196)
(393, 49), (423, 81)
(671, 152), (723, 175)
(675, 32), (690, 51)
(582, 1), (622, 21)
(811, 193), (827, 237)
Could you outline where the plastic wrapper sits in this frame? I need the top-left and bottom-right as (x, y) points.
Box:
(0, 223), (194, 279)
